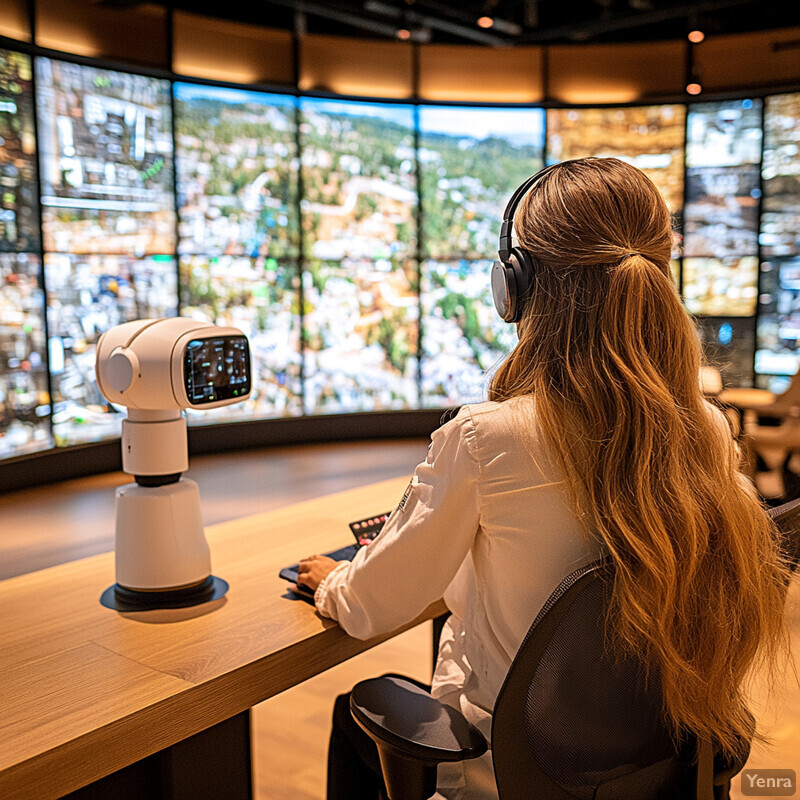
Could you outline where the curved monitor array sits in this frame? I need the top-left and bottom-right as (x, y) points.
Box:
(1, 46), (799, 461)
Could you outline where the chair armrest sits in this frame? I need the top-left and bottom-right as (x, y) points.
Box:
(350, 676), (488, 800)
(350, 675), (488, 764)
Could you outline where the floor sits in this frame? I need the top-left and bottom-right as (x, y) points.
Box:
(1, 436), (798, 800)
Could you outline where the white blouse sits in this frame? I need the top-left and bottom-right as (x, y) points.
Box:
(315, 395), (604, 799)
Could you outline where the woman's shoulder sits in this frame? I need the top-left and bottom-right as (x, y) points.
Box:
(442, 396), (538, 443)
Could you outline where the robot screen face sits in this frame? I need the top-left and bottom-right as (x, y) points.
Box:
(183, 335), (251, 406)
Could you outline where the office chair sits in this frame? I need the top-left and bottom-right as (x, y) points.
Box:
(350, 499), (800, 800)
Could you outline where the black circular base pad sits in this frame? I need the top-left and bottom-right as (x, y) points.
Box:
(100, 575), (229, 611)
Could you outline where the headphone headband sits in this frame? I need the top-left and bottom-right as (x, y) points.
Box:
(497, 161), (563, 261)
(492, 158), (593, 323)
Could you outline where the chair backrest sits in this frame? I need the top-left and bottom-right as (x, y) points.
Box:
(486, 498), (800, 800)
(491, 560), (704, 800)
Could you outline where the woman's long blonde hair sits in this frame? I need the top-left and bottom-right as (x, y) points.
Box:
(489, 157), (790, 761)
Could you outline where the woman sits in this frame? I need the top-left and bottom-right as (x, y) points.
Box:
(297, 157), (790, 799)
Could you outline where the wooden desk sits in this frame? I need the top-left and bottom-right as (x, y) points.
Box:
(0, 476), (444, 800)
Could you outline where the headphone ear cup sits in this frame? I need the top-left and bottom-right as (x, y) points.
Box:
(491, 260), (517, 323)
(491, 249), (534, 323)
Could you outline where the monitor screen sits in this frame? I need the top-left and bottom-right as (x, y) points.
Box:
(302, 259), (418, 414)
(174, 82), (298, 259)
(36, 58), (175, 256)
(0, 253), (52, 457)
(299, 98), (416, 261)
(683, 165), (760, 258)
(45, 253), (177, 445)
(756, 255), (800, 377)
(685, 99), (763, 169)
(0, 49), (39, 253)
(183, 334), (251, 405)
(682, 256), (758, 316)
(179, 255), (302, 422)
(420, 259), (517, 408)
(418, 106), (545, 260)
(684, 99), (762, 266)
(760, 92), (800, 259)
(546, 105), (686, 217)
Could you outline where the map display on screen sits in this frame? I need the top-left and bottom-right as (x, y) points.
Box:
(761, 93), (800, 258)
(299, 98), (417, 261)
(0, 49), (39, 253)
(546, 105), (686, 216)
(302, 259), (418, 414)
(683, 256), (758, 316)
(420, 259), (517, 408)
(45, 253), (177, 445)
(179, 255), (302, 422)
(36, 58), (175, 256)
(174, 82), (298, 259)
(0, 253), (52, 457)
(418, 106), (545, 260)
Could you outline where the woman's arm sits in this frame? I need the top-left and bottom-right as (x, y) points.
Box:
(299, 408), (482, 640)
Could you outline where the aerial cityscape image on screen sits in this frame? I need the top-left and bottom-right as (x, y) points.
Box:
(1, 38), (800, 458)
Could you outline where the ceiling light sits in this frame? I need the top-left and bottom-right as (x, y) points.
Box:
(477, 16), (494, 28)
(396, 28), (411, 39)
(686, 82), (702, 95)
(688, 29), (705, 43)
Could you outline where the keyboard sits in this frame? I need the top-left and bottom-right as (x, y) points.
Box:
(279, 511), (391, 597)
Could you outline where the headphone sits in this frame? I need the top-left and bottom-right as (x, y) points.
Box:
(490, 161), (567, 323)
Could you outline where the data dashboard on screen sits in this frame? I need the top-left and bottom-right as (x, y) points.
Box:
(179, 255), (302, 423)
(174, 82), (298, 260)
(546, 105), (686, 217)
(302, 259), (418, 415)
(0, 49), (39, 253)
(421, 259), (517, 407)
(417, 105), (545, 261)
(299, 98), (417, 262)
(36, 58), (175, 257)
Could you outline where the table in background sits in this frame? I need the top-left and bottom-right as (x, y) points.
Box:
(0, 476), (443, 800)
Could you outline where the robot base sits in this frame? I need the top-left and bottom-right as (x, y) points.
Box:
(100, 575), (229, 611)
(100, 477), (228, 610)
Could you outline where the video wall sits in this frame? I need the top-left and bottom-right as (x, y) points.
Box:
(2, 43), (800, 460)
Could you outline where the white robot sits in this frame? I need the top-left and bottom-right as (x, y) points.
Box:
(95, 317), (251, 607)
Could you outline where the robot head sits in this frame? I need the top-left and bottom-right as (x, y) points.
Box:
(96, 317), (252, 411)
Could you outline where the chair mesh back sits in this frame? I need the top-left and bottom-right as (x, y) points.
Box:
(524, 576), (675, 798)
(493, 562), (684, 800)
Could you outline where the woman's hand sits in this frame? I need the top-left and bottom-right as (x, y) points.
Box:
(296, 554), (339, 593)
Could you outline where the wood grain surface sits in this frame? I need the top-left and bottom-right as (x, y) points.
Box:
(0, 475), (445, 800)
